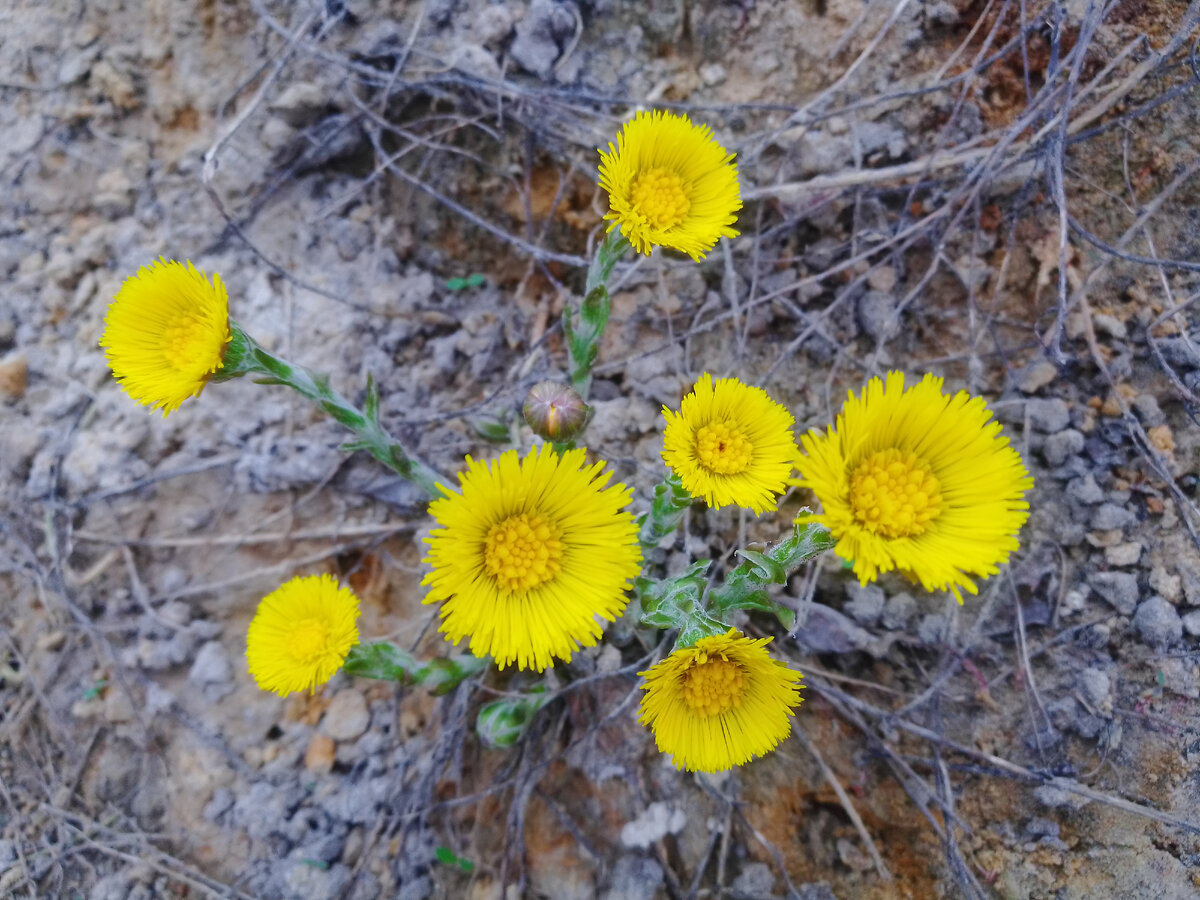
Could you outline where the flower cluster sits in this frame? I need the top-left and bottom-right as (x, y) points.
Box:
(98, 109), (1034, 777)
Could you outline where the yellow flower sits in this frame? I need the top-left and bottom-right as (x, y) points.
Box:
(638, 629), (803, 773)
(661, 374), (797, 515)
(598, 110), (741, 261)
(794, 372), (1034, 600)
(100, 258), (231, 416)
(247, 574), (360, 696)
(422, 446), (642, 672)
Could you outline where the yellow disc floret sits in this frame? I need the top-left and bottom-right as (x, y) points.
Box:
(630, 167), (691, 230)
(695, 422), (754, 475)
(484, 512), (564, 592)
(849, 448), (942, 539)
(681, 656), (746, 717)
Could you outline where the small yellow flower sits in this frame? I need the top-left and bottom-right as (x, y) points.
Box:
(794, 372), (1034, 600)
(661, 374), (797, 515)
(247, 574), (360, 696)
(422, 446), (642, 672)
(598, 110), (741, 261)
(100, 258), (231, 416)
(639, 629), (803, 772)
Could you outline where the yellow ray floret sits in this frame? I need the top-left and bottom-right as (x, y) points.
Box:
(422, 446), (642, 672)
(598, 110), (742, 261)
(100, 258), (231, 416)
(793, 372), (1034, 601)
(661, 374), (797, 515)
(639, 629), (803, 773)
(247, 574), (361, 696)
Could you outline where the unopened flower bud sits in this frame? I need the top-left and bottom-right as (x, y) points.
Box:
(523, 381), (590, 442)
(476, 694), (549, 749)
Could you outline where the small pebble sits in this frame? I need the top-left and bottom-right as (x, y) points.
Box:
(1017, 360), (1058, 394)
(881, 592), (918, 630)
(1181, 610), (1200, 638)
(1104, 542), (1141, 566)
(320, 689), (370, 742)
(1132, 596), (1182, 648)
(1076, 667), (1111, 710)
(1027, 398), (1071, 433)
(305, 733), (336, 774)
(1091, 503), (1135, 531)
(1042, 429), (1084, 467)
(1066, 474), (1105, 505)
(1089, 571), (1139, 615)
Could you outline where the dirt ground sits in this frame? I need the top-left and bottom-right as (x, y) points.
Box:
(3, 1), (1200, 898)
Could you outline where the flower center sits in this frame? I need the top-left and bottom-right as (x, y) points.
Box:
(484, 512), (564, 592)
(681, 657), (746, 717)
(849, 448), (943, 539)
(288, 617), (331, 665)
(630, 167), (691, 230)
(161, 315), (220, 373)
(695, 422), (754, 475)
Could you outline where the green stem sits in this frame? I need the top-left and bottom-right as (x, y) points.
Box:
(214, 323), (447, 499)
(342, 642), (488, 695)
(638, 473), (692, 550)
(565, 231), (631, 399)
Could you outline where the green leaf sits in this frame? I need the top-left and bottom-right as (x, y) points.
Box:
(435, 847), (457, 865)
(363, 373), (380, 423)
(446, 274), (486, 291)
(82, 678), (107, 701)
(472, 416), (511, 442)
(251, 347), (292, 379)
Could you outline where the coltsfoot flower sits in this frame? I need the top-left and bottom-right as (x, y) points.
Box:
(794, 372), (1034, 600)
(247, 574), (361, 696)
(639, 629), (803, 772)
(100, 258), (232, 415)
(422, 446), (642, 671)
(661, 374), (797, 515)
(598, 110), (741, 261)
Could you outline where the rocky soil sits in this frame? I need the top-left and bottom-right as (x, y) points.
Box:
(3, 1), (1200, 898)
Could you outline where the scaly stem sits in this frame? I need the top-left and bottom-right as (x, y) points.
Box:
(214, 323), (447, 499)
(638, 473), (693, 550)
(342, 642), (488, 694)
(565, 231), (631, 399)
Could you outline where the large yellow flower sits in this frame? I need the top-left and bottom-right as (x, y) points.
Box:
(794, 372), (1033, 600)
(100, 259), (232, 415)
(639, 629), (803, 773)
(422, 446), (642, 672)
(247, 575), (361, 696)
(661, 374), (797, 515)
(598, 110), (741, 261)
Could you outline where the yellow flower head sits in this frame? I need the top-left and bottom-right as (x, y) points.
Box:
(598, 110), (741, 261)
(100, 259), (231, 416)
(247, 574), (361, 696)
(661, 374), (797, 515)
(422, 446), (643, 672)
(639, 629), (803, 773)
(794, 372), (1034, 600)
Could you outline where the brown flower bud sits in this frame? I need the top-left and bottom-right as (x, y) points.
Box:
(523, 381), (590, 443)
